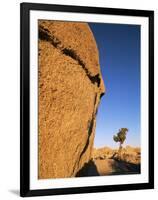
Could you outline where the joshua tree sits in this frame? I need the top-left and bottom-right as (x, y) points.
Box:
(113, 128), (128, 160)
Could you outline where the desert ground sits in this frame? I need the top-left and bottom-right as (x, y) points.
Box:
(76, 146), (141, 176)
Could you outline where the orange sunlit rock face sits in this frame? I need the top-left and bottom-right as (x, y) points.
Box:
(38, 20), (105, 179)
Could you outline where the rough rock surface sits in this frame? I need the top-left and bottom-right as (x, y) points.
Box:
(38, 20), (105, 179)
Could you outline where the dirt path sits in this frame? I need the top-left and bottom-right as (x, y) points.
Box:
(94, 158), (140, 175)
(76, 158), (140, 177)
(94, 159), (115, 175)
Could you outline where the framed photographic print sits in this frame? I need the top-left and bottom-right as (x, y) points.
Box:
(20, 2), (154, 197)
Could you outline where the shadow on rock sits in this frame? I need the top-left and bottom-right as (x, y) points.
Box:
(76, 160), (100, 177)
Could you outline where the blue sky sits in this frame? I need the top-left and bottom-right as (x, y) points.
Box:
(89, 23), (140, 148)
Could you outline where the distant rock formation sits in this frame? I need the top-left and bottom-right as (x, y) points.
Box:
(38, 20), (105, 179)
(92, 146), (141, 165)
(92, 147), (114, 160)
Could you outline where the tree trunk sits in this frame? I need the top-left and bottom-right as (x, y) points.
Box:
(118, 143), (122, 160)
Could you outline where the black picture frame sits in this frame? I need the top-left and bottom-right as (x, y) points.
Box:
(20, 2), (154, 197)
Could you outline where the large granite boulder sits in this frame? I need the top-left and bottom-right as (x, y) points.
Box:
(38, 20), (105, 179)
